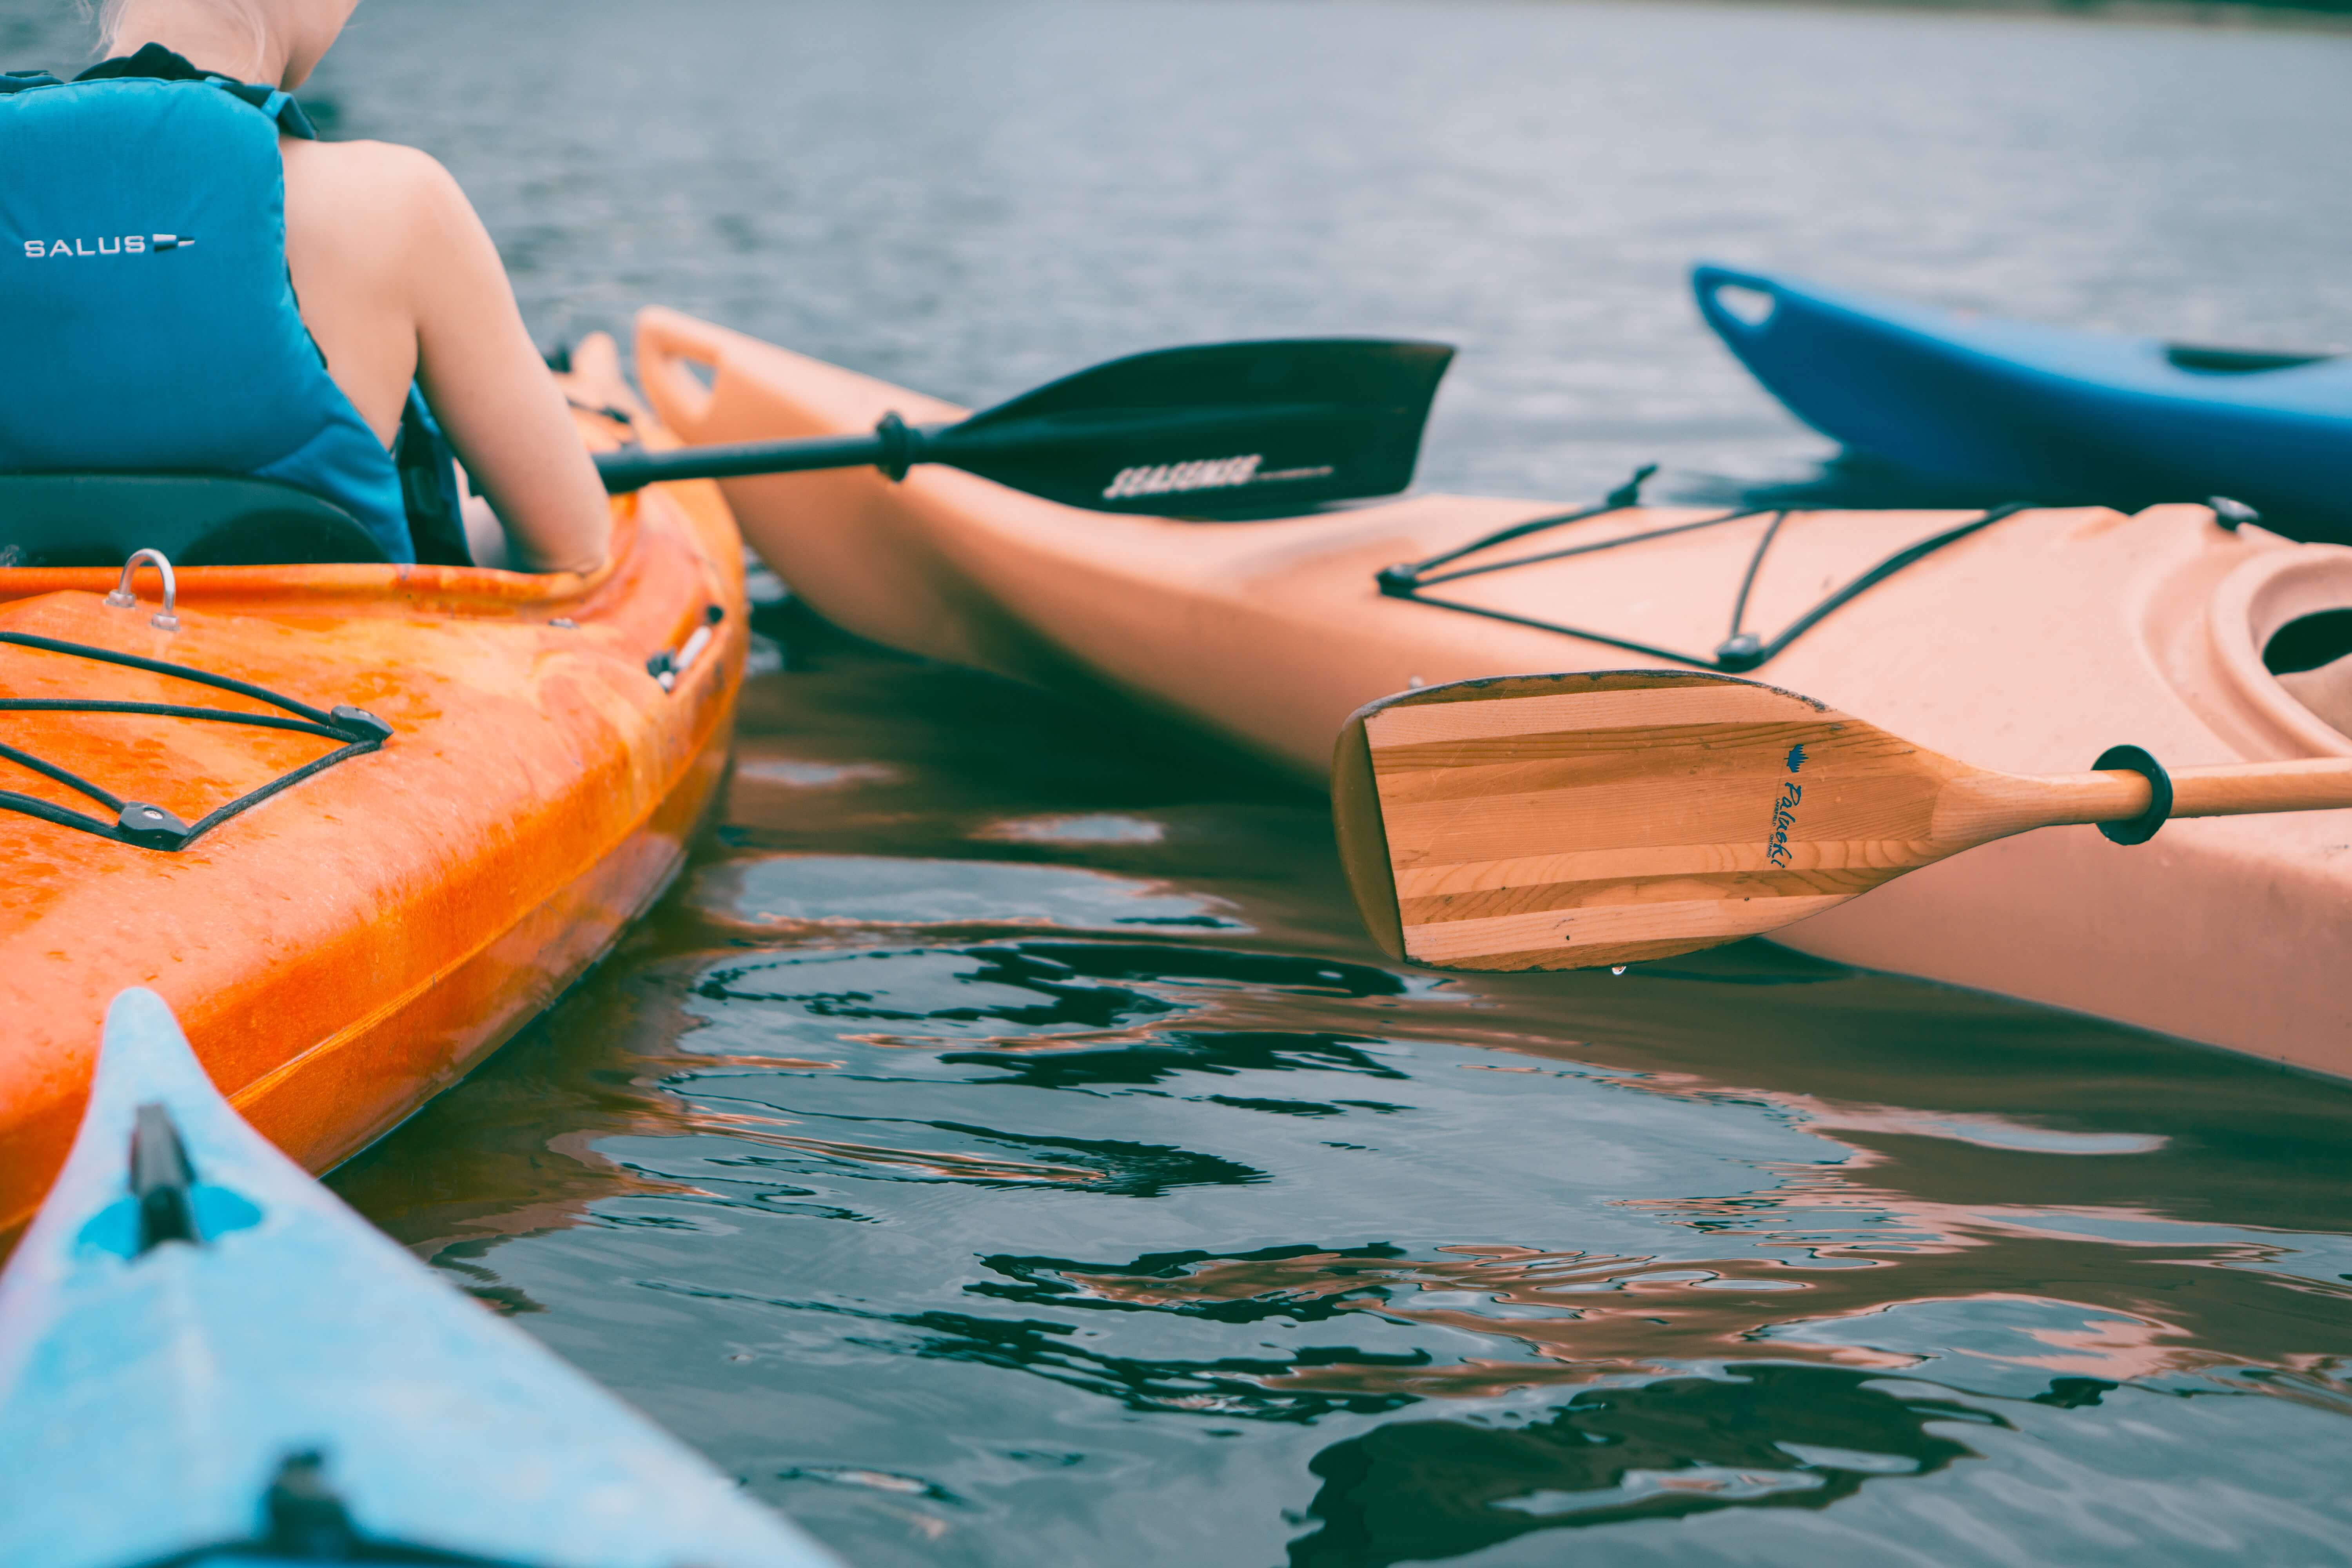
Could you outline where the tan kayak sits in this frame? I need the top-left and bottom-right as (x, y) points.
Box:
(632, 306), (2352, 1080)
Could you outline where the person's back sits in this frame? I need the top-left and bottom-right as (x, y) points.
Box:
(0, 0), (608, 573)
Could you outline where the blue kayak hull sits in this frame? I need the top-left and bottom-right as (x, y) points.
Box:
(1693, 263), (2352, 540)
(0, 989), (842, 1568)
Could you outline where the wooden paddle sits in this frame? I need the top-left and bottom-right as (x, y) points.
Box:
(595, 337), (1453, 517)
(1332, 669), (2352, 972)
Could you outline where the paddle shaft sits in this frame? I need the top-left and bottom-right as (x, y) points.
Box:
(595, 412), (1239, 493)
(594, 398), (1382, 495)
(2028, 758), (2352, 828)
(597, 428), (922, 494)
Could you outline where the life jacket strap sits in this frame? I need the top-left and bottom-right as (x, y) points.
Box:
(202, 78), (316, 139)
(2, 61), (315, 136)
(394, 387), (473, 567)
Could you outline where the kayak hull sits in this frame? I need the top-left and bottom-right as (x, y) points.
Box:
(0, 988), (838, 1568)
(637, 307), (2352, 1079)
(1692, 263), (2352, 540)
(0, 339), (746, 1243)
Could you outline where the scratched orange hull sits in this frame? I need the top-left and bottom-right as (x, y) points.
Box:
(0, 349), (746, 1242)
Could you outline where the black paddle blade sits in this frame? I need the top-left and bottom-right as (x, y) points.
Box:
(928, 338), (1454, 516)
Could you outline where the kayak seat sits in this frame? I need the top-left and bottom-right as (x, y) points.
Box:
(0, 474), (394, 569)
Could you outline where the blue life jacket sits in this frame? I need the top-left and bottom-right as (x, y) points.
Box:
(0, 56), (419, 562)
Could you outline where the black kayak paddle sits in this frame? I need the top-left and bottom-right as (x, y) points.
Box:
(594, 338), (1454, 516)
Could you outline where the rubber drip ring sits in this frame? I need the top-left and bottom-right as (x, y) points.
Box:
(2093, 744), (2172, 846)
(873, 411), (917, 483)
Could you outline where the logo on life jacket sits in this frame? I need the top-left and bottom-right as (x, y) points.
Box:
(19, 234), (195, 259)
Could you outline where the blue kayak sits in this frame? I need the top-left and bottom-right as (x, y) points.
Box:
(1692, 262), (2352, 539)
(0, 989), (843, 1568)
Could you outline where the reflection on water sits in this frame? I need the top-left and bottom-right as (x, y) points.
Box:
(1290, 1365), (1994, 1565)
(327, 598), (2352, 1565)
(2, 0), (2333, 1557)
(686, 855), (1247, 935)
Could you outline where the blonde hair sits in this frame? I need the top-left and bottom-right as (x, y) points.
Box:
(83, 0), (270, 62)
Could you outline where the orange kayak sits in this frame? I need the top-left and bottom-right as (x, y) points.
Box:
(633, 306), (2352, 1080)
(0, 337), (746, 1242)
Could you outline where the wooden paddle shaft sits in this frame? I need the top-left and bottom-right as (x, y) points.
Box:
(2041, 759), (2352, 826)
(2173, 759), (2352, 817)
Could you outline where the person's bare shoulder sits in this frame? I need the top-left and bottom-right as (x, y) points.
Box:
(280, 138), (468, 256)
(278, 140), (484, 433)
(280, 134), (444, 181)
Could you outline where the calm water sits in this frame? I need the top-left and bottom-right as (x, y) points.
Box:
(15, 0), (2352, 1561)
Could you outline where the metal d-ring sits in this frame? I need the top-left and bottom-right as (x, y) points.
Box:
(104, 549), (180, 632)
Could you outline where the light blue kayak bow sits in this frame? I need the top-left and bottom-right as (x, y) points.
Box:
(0, 988), (842, 1568)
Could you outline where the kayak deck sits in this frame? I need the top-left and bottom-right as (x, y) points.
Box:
(0, 988), (838, 1568)
(635, 307), (2352, 1078)
(0, 339), (748, 1243)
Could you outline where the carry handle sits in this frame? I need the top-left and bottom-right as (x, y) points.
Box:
(1691, 263), (1782, 343)
(633, 307), (731, 439)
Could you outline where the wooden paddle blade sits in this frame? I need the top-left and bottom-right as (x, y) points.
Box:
(1332, 670), (1979, 972)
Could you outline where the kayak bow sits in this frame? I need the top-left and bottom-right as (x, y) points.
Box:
(1692, 263), (2352, 539)
(0, 987), (841, 1568)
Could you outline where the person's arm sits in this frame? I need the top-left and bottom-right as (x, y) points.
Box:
(400, 154), (610, 574)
